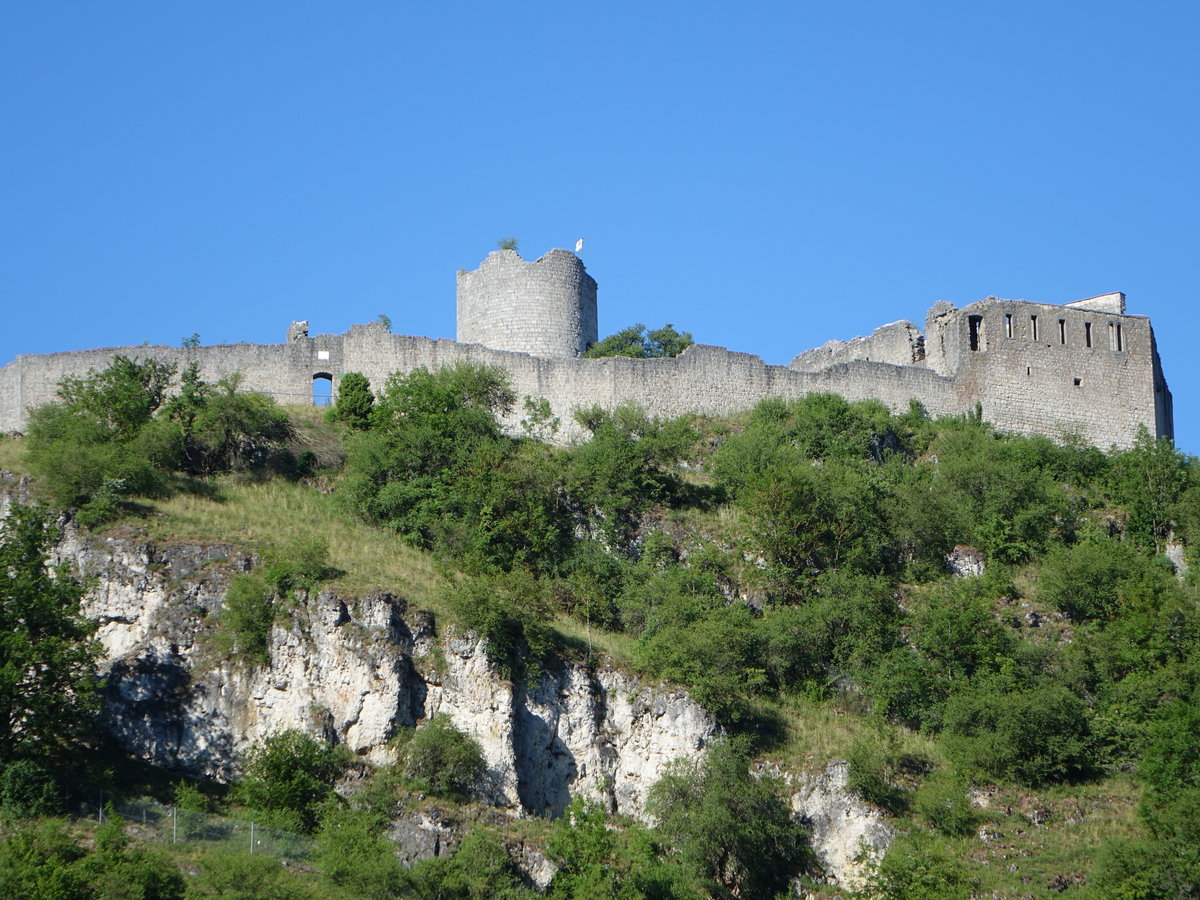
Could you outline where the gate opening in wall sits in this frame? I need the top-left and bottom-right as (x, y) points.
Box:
(312, 372), (333, 406)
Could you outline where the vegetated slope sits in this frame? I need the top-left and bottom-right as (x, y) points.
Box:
(2, 356), (1199, 898)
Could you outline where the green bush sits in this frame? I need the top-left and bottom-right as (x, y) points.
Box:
(75, 815), (186, 900)
(217, 575), (276, 666)
(315, 805), (408, 898)
(448, 570), (555, 681)
(909, 577), (1017, 681)
(928, 422), (1068, 563)
(185, 849), (320, 899)
(941, 676), (1092, 785)
(25, 357), (298, 518)
(912, 774), (976, 837)
(867, 647), (948, 729)
(567, 403), (696, 548)
(0, 818), (87, 898)
(172, 779), (215, 814)
(1091, 837), (1179, 900)
(1137, 698), (1200, 889)
(0, 505), (101, 768)
(177, 377), (294, 476)
(874, 832), (971, 900)
(263, 536), (335, 596)
(0, 760), (60, 817)
(408, 828), (536, 899)
(399, 714), (486, 801)
(582, 323), (692, 359)
(845, 736), (909, 815)
(758, 571), (902, 693)
(236, 730), (349, 834)
(633, 602), (767, 726)
(647, 739), (811, 898)
(1038, 536), (1177, 624)
(327, 372), (374, 430)
(0, 815), (184, 900)
(1107, 428), (1196, 554)
(339, 363), (568, 573)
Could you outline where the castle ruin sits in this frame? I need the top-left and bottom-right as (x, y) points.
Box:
(0, 249), (1173, 449)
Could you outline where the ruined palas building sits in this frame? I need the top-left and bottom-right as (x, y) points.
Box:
(0, 249), (1173, 449)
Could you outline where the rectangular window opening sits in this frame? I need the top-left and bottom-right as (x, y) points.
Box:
(1116, 323), (1123, 351)
(1085, 322), (1092, 348)
(1074, 377), (1082, 386)
(1030, 315), (1039, 341)
(1058, 319), (1066, 345)
(1026, 366), (1032, 376)
(1005, 313), (1013, 338)
(968, 315), (983, 351)
(1109, 322), (1117, 351)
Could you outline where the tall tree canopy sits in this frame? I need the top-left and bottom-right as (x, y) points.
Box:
(0, 505), (101, 767)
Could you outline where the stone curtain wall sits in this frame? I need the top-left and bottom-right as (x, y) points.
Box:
(0, 333), (959, 444)
(0, 340), (320, 430)
(456, 249), (598, 358)
(0, 298), (1171, 450)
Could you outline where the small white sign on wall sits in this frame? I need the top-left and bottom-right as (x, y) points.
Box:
(317, 350), (330, 360)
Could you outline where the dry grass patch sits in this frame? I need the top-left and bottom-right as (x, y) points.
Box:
(948, 776), (1142, 898)
(765, 694), (943, 775)
(143, 478), (448, 613)
(550, 613), (638, 669)
(0, 435), (28, 474)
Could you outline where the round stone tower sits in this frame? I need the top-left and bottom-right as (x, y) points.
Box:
(456, 248), (598, 357)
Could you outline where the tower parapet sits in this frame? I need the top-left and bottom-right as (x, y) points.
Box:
(456, 249), (597, 357)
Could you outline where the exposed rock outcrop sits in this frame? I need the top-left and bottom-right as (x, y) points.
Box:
(946, 543), (986, 578)
(51, 521), (715, 820)
(789, 761), (895, 891)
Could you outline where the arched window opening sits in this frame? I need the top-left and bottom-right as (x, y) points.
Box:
(313, 372), (334, 406)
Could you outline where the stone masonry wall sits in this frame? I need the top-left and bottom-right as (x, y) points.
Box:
(938, 298), (1172, 448)
(791, 320), (925, 370)
(0, 331), (960, 445)
(456, 249), (597, 358)
(0, 299), (1171, 451)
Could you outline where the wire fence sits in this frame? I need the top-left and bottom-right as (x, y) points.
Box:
(253, 389), (333, 406)
(77, 795), (315, 862)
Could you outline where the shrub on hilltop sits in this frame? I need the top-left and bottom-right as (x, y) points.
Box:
(24, 357), (298, 522)
(583, 323), (693, 358)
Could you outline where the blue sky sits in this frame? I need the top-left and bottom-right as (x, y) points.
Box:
(3, 3), (1197, 451)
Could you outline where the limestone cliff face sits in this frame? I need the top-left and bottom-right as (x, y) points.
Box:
(51, 520), (715, 820)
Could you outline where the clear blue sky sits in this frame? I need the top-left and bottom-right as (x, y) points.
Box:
(3, 3), (1197, 452)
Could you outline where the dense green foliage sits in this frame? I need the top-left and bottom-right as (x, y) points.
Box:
(0, 816), (184, 900)
(583, 323), (693, 359)
(0, 505), (101, 776)
(25, 357), (297, 523)
(647, 739), (810, 897)
(213, 537), (335, 667)
(326, 371), (374, 430)
(11, 353), (1200, 896)
(397, 715), (486, 801)
(546, 797), (696, 899)
(234, 731), (350, 834)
